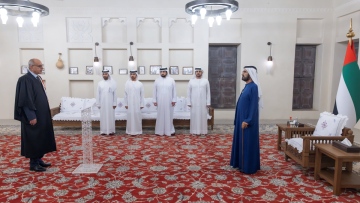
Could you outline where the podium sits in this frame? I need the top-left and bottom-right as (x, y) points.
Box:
(72, 106), (103, 173)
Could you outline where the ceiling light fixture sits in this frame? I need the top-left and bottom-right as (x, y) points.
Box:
(0, 0), (49, 27)
(128, 42), (135, 69)
(185, 0), (238, 26)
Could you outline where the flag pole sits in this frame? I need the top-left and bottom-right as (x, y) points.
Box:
(346, 18), (355, 45)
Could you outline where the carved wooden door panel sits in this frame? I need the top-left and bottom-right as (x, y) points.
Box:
(293, 45), (316, 109)
(208, 46), (237, 109)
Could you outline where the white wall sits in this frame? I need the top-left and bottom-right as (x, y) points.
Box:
(0, 0), (359, 125)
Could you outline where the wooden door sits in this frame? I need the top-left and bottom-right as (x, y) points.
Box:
(293, 45), (316, 109)
(208, 46), (238, 109)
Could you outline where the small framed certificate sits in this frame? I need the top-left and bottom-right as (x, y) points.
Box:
(138, 66), (145, 75)
(86, 66), (93, 75)
(170, 66), (179, 75)
(119, 69), (128, 75)
(182, 66), (193, 75)
(21, 65), (28, 74)
(150, 65), (161, 75)
(69, 67), (78, 74)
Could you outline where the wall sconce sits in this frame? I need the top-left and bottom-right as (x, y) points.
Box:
(266, 42), (273, 73)
(56, 53), (64, 69)
(128, 42), (135, 69)
(93, 42), (101, 75)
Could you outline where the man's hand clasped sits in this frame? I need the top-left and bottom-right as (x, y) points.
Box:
(241, 122), (248, 129)
(29, 119), (37, 125)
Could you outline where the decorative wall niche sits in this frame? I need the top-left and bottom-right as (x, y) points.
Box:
(103, 49), (127, 71)
(68, 49), (92, 75)
(169, 18), (193, 43)
(69, 80), (94, 98)
(137, 49), (162, 69)
(137, 18), (162, 43)
(20, 48), (44, 70)
(66, 18), (93, 43)
(102, 18), (127, 43)
(169, 49), (193, 69)
(18, 23), (43, 43)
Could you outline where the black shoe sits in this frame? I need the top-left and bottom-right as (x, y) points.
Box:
(39, 160), (51, 167)
(30, 165), (46, 172)
(171, 133), (175, 136)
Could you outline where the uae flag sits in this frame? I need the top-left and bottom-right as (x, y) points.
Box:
(333, 39), (360, 128)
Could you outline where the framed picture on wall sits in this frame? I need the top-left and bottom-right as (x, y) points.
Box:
(119, 69), (128, 75)
(138, 66), (145, 75)
(86, 66), (93, 75)
(69, 67), (78, 75)
(103, 66), (113, 75)
(150, 65), (161, 75)
(21, 65), (28, 74)
(169, 66), (179, 75)
(182, 66), (193, 75)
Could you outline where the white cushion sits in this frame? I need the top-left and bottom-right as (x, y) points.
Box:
(313, 112), (347, 136)
(115, 113), (127, 120)
(115, 98), (127, 113)
(174, 97), (186, 112)
(285, 138), (303, 153)
(142, 112), (157, 119)
(334, 114), (348, 135)
(53, 112), (83, 121)
(142, 98), (157, 113)
(60, 97), (85, 113)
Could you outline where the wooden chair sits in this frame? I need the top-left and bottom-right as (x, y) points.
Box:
(284, 127), (354, 174)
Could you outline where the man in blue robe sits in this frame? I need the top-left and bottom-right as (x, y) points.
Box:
(230, 66), (263, 174)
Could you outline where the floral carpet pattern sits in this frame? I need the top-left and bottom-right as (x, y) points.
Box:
(0, 132), (360, 203)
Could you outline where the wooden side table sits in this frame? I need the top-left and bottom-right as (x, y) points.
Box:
(276, 124), (314, 150)
(314, 144), (360, 195)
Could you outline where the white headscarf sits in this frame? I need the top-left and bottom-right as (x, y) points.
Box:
(193, 67), (203, 79)
(128, 70), (139, 81)
(244, 66), (263, 109)
(102, 70), (117, 89)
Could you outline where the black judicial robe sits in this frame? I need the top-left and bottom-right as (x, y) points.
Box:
(14, 72), (56, 158)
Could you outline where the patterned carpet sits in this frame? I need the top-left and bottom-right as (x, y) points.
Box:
(0, 124), (360, 202)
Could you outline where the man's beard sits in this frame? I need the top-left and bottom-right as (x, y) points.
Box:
(242, 75), (250, 82)
(161, 74), (166, 78)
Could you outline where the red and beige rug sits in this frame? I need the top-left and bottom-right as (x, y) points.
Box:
(0, 134), (359, 202)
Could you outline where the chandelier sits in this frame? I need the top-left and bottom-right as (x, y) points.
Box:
(0, 0), (49, 27)
(185, 0), (238, 27)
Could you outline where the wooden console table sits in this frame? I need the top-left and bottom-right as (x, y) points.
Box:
(276, 124), (314, 150)
(314, 144), (360, 195)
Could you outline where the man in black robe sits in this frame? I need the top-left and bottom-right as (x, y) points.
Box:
(14, 58), (57, 172)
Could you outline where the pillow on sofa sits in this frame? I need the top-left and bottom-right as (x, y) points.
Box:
(84, 98), (96, 108)
(334, 114), (348, 135)
(174, 97), (185, 112)
(142, 98), (157, 113)
(115, 98), (127, 113)
(84, 98), (98, 114)
(313, 112), (347, 136)
(60, 97), (85, 113)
